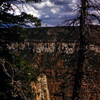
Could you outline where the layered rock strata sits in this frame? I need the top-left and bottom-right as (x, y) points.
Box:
(8, 42), (100, 54)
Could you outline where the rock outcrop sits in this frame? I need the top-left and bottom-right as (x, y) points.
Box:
(31, 53), (100, 100)
(30, 74), (50, 100)
(8, 41), (100, 54)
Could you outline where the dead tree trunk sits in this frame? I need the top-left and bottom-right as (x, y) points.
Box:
(72, 0), (87, 99)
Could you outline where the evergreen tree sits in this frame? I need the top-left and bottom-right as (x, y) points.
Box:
(0, 0), (42, 99)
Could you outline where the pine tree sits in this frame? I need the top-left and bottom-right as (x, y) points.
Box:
(0, 0), (42, 99)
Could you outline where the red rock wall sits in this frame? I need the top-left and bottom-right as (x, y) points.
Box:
(33, 53), (100, 100)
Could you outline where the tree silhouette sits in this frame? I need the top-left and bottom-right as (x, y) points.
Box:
(0, 0), (42, 99)
(64, 0), (100, 99)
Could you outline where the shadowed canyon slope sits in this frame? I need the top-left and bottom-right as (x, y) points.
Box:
(6, 26), (100, 100)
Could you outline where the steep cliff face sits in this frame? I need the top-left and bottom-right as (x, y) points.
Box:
(31, 53), (76, 100)
(7, 42), (100, 54)
(30, 74), (50, 100)
(30, 52), (100, 100)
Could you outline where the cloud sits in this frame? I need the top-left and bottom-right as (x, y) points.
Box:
(10, 0), (100, 27)
(24, 4), (41, 17)
(12, 0), (83, 26)
(10, 3), (41, 18)
(51, 8), (60, 14)
(44, 15), (49, 18)
(89, 10), (100, 16)
(32, 0), (76, 26)
(32, 1), (54, 10)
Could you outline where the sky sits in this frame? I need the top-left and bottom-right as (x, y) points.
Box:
(10, 0), (100, 27)
(9, 0), (78, 27)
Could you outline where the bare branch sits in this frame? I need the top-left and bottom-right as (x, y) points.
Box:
(0, 58), (12, 78)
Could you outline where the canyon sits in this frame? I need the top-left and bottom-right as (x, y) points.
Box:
(6, 26), (100, 100)
(7, 41), (100, 100)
